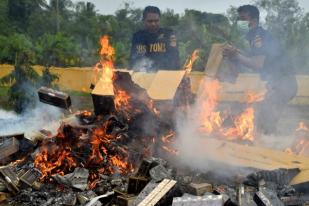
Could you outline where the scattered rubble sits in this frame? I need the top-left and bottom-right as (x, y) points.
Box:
(53, 167), (89, 191)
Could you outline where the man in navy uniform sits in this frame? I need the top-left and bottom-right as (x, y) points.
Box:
(129, 6), (180, 71)
(223, 5), (297, 134)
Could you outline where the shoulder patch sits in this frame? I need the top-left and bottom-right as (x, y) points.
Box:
(254, 35), (263, 48)
(170, 35), (177, 47)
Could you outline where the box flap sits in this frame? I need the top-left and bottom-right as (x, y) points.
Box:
(91, 78), (114, 96)
(147, 70), (185, 100)
(131, 72), (157, 90)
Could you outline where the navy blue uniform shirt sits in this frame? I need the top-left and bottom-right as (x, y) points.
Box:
(129, 28), (180, 71)
(246, 26), (294, 83)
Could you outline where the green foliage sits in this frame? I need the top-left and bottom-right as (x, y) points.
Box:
(0, 0), (307, 73)
(36, 33), (80, 67)
(174, 9), (232, 70)
(255, 0), (309, 73)
(0, 33), (35, 64)
(0, 33), (40, 113)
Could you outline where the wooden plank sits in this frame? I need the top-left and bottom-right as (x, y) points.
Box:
(138, 179), (176, 206)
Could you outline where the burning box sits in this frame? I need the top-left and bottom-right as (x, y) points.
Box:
(145, 70), (194, 113)
(38, 87), (71, 109)
(0, 166), (20, 194)
(147, 70), (186, 102)
(205, 43), (239, 83)
(91, 72), (116, 116)
(19, 168), (42, 187)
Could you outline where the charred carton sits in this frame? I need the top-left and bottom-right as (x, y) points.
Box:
(0, 134), (21, 164)
(38, 87), (71, 109)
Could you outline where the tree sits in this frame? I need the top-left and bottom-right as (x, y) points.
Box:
(255, 0), (309, 72)
(0, 0), (14, 36)
(36, 33), (80, 67)
(7, 0), (47, 33)
(175, 9), (231, 70)
(0, 34), (40, 113)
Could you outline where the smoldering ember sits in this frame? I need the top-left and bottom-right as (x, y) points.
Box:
(0, 34), (309, 206)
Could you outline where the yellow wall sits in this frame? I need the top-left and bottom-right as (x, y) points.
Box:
(1, 65), (309, 104)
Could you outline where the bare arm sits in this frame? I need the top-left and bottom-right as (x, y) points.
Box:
(235, 53), (265, 70)
(223, 46), (265, 70)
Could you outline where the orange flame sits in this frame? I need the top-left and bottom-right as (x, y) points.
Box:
(184, 49), (200, 74)
(296, 122), (309, 132)
(198, 79), (223, 133)
(161, 131), (176, 144)
(286, 122), (309, 156)
(162, 146), (179, 155)
(223, 108), (255, 141)
(246, 91), (265, 104)
(114, 89), (133, 118)
(34, 146), (77, 180)
(196, 80), (261, 142)
(92, 35), (115, 86)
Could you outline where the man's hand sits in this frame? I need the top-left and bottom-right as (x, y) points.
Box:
(222, 45), (238, 60)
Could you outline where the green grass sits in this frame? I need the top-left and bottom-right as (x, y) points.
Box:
(67, 90), (91, 97)
(0, 86), (92, 111)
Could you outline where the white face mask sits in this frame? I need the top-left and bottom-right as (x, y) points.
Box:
(237, 20), (249, 34)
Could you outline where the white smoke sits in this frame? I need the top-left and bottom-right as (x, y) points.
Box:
(132, 58), (154, 72)
(0, 103), (63, 138)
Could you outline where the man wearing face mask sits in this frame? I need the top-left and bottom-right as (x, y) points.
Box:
(129, 6), (180, 71)
(223, 5), (297, 135)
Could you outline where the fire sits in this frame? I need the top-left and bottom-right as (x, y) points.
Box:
(296, 122), (309, 132)
(34, 119), (133, 183)
(223, 108), (255, 141)
(160, 131), (179, 155)
(162, 146), (179, 155)
(286, 122), (309, 156)
(161, 131), (175, 144)
(246, 91), (265, 104)
(198, 79), (222, 133)
(183, 49), (200, 74)
(92, 35), (115, 86)
(114, 89), (136, 120)
(222, 91), (263, 142)
(293, 139), (309, 156)
(195, 79), (265, 142)
(34, 145), (77, 180)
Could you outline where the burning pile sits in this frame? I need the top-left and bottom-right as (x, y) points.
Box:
(1, 36), (309, 206)
(33, 35), (168, 188)
(195, 79), (264, 142)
